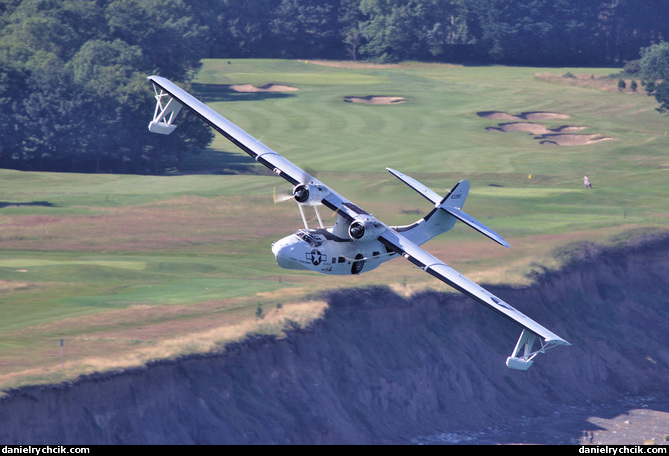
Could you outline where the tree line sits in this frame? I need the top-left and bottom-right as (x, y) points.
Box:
(0, 0), (212, 174)
(195, 0), (669, 66)
(1, 0), (668, 174)
(635, 41), (669, 115)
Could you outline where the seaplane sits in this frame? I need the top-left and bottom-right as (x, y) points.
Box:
(146, 75), (569, 370)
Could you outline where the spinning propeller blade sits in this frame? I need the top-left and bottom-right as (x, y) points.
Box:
(273, 186), (294, 204)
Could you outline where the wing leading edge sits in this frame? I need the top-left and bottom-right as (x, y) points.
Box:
(378, 229), (569, 369)
(147, 75), (364, 224)
(148, 75), (314, 186)
(147, 75), (569, 369)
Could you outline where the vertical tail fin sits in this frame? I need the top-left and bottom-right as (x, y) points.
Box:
(439, 179), (469, 211)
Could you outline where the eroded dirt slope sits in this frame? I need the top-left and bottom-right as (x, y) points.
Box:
(1, 232), (668, 444)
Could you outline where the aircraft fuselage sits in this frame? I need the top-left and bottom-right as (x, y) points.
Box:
(271, 228), (394, 275)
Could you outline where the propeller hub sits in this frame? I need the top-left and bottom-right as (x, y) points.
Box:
(292, 183), (328, 206)
(293, 185), (310, 203)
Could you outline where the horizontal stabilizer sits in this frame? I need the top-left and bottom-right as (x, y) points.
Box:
(440, 204), (510, 248)
(387, 168), (510, 248)
(386, 168), (441, 205)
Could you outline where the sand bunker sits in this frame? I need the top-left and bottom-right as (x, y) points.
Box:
(477, 111), (571, 121)
(478, 111), (522, 121)
(489, 122), (552, 134)
(488, 122), (590, 135)
(538, 134), (613, 146)
(228, 84), (298, 93)
(343, 95), (408, 105)
(479, 111), (612, 146)
(524, 111), (571, 121)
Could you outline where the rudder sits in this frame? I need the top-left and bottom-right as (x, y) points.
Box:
(438, 180), (469, 211)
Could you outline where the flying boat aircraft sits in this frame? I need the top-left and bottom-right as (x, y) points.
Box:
(146, 75), (569, 370)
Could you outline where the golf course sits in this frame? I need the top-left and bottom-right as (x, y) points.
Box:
(0, 59), (667, 392)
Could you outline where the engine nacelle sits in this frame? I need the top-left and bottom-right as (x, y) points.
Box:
(293, 183), (329, 206)
(348, 216), (385, 242)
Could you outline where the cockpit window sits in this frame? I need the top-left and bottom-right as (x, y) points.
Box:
(295, 230), (322, 247)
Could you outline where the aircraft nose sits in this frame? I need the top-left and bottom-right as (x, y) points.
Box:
(271, 238), (289, 258)
(272, 238), (307, 270)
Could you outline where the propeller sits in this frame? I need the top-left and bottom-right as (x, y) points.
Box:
(273, 186), (294, 204)
(273, 185), (325, 229)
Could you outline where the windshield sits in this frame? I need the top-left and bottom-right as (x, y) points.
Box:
(295, 230), (322, 247)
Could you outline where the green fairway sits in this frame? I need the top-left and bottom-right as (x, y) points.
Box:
(0, 59), (667, 391)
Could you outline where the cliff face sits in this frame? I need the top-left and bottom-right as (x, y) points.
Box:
(2, 232), (669, 444)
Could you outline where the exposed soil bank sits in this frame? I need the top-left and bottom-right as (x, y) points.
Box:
(1, 231), (669, 444)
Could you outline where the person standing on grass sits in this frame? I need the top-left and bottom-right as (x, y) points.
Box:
(584, 175), (592, 189)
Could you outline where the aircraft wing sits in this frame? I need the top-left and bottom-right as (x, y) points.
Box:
(148, 76), (315, 186)
(148, 75), (366, 223)
(378, 229), (569, 369)
(147, 75), (569, 369)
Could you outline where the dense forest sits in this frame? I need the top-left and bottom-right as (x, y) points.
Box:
(1, 0), (668, 174)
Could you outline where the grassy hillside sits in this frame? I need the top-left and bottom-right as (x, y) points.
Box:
(0, 59), (667, 391)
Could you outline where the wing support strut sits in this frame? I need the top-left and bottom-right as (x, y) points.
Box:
(297, 204), (325, 230)
(148, 85), (182, 135)
(506, 329), (563, 370)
